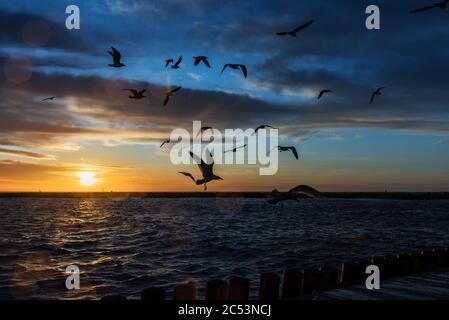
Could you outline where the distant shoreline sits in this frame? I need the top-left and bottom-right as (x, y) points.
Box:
(0, 192), (448, 200)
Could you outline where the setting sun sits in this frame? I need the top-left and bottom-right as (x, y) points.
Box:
(78, 172), (97, 186)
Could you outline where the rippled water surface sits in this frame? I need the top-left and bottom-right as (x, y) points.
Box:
(1, 197), (449, 299)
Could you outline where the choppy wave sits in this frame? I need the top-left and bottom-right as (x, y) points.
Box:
(1, 197), (449, 299)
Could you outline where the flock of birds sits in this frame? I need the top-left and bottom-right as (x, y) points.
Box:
(107, 38), (312, 198)
(104, 18), (386, 107)
(39, 2), (446, 204)
(109, 42), (302, 194)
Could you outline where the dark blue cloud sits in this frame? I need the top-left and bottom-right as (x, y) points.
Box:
(1, 0), (449, 148)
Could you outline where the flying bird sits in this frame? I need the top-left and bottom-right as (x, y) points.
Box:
(267, 185), (322, 205)
(224, 144), (247, 153)
(221, 64), (248, 78)
(160, 139), (171, 148)
(42, 97), (55, 102)
(196, 126), (214, 137)
(163, 86), (182, 106)
(253, 125), (278, 135)
(410, 0), (449, 13)
(276, 19), (314, 37)
(108, 47), (125, 68)
(179, 150), (223, 191)
(165, 59), (174, 67)
(123, 89), (147, 99)
(161, 137), (182, 148)
(370, 87), (385, 104)
(318, 89), (333, 100)
(274, 146), (299, 160)
(194, 56), (211, 68)
(171, 56), (183, 69)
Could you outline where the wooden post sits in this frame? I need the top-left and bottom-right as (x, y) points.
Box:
(141, 287), (166, 300)
(410, 251), (426, 273)
(398, 253), (413, 276)
(357, 260), (371, 284)
(421, 249), (436, 270)
(206, 280), (228, 300)
(317, 266), (339, 292)
(340, 261), (363, 287)
(340, 262), (353, 286)
(302, 269), (320, 296)
(385, 255), (400, 277)
(101, 294), (127, 300)
(436, 247), (449, 267)
(281, 269), (303, 300)
(259, 272), (280, 301)
(173, 281), (197, 300)
(372, 256), (388, 279)
(227, 277), (250, 300)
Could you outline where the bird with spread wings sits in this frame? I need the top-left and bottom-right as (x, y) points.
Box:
(179, 150), (223, 191)
(221, 64), (248, 78)
(108, 47), (125, 68)
(276, 19), (314, 37)
(267, 185), (322, 205)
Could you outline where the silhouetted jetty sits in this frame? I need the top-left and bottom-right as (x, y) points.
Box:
(101, 247), (449, 300)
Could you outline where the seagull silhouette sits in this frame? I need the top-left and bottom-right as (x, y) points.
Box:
(163, 86), (182, 106)
(123, 89), (146, 99)
(224, 144), (247, 153)
(221, 64), (248, 78)
(370, 87), (385, 104)
(108, 47), (125, 68)
(267, 185), (321, 205)
(194, 56), (211, 68)
(160, 137), (182, 148)
(252, 125), (278, 135)
(318, 89), (333, 100)
(160, 139), (171, 148)
(165, 59), (174, 67)
(411, 0), (449, 13)
(179, 150), (223, 191)
(276, 19), (314, 37)
(42, 97), (55, 102)
(196, 126), (214, 137)
(171, 56), (183, 69)
(274, 146), (299, 160)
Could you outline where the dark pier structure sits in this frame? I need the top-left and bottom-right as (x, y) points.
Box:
(101, 247), (449, 300)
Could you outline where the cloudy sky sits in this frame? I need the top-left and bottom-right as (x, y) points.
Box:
(1, 0), (449, 192)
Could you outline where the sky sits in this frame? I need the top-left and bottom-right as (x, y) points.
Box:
(0, 0), (449, 192)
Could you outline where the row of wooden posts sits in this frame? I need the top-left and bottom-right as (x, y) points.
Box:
(101, 246), (449, 300)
